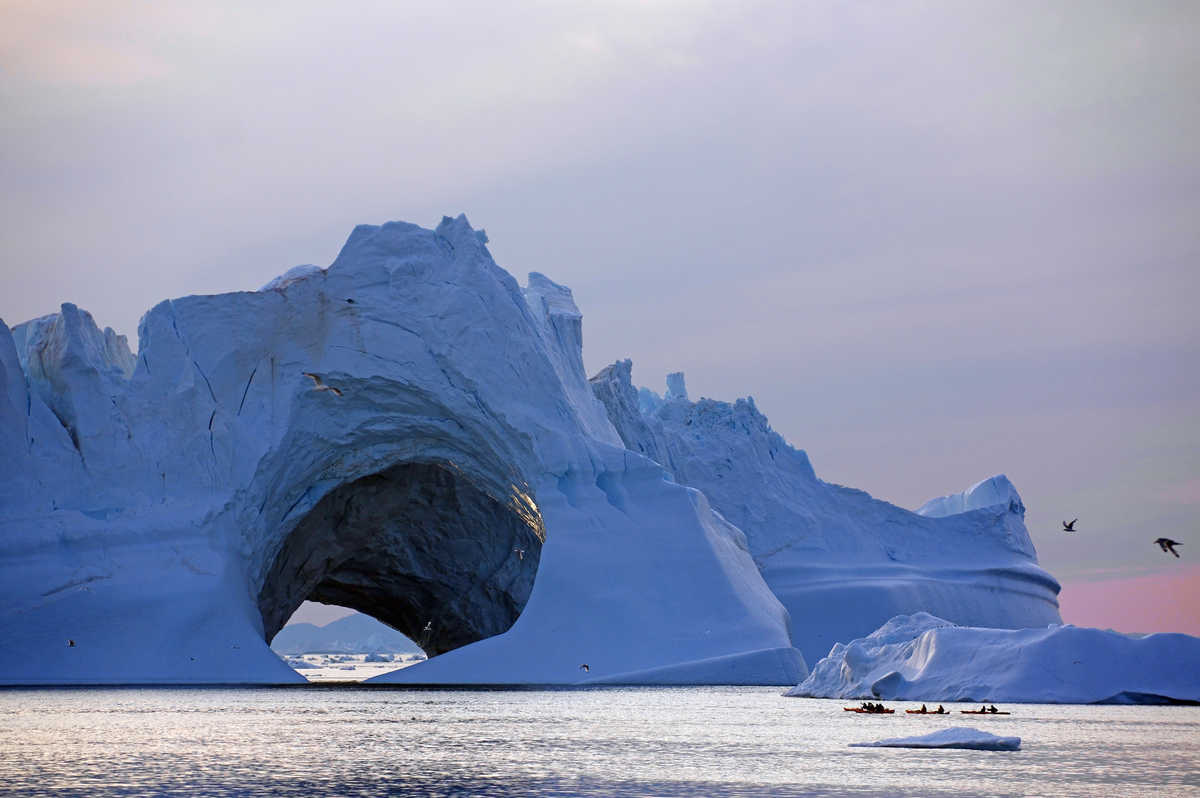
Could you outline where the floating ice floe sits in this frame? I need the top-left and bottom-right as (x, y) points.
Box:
(850, 727), (1020, 751)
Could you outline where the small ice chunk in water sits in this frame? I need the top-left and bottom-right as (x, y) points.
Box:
(850, 727), (1021, 751)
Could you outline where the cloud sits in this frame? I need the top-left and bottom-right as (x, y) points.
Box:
(0, 1), (174, 88)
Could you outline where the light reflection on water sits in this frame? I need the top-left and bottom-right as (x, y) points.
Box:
(1, 686), (1197, 797)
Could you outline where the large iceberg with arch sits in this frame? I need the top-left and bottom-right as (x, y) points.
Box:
(0, 215), (1061, 685)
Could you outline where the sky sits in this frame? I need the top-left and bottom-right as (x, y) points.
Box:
(2, 1), (1197, 634)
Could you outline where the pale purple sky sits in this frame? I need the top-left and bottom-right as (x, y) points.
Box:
(2, 1), (1197, 633)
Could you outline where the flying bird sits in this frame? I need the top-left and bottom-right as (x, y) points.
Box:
(579, 663), (589, 672)
(1154, 538), (1182, 558)
(302, 372), (342, 396)
(423, 620), (433, 632)
(513, 547), (525, 560)
(1062, 519), (1077, 532)
(67, 639), (75, 647)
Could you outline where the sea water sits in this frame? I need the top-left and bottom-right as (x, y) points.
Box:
(1, 686), (1196, 797)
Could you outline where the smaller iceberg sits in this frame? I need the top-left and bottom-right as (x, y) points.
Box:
(850, 727), (1020, 751)
(789, 612), (1200, 704)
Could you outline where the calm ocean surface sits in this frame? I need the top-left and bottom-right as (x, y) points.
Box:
(1, 686), (1196, 797)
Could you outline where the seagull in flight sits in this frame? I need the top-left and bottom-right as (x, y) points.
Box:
(1062, 519), (1077, 532)
(1154, 538), (1182, 558)
(579, 663), (590, 672)
(513, 547), (525, 561)
(302, 372), (342, 396)
(67, 639), (75, 647)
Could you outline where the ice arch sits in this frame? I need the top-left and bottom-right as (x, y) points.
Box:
(258, 460), (544, 656)
(0, 213), (929, 686)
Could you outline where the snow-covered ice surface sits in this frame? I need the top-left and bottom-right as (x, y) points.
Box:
(2, 214), (1058, 686)
(849, 726), (1021, 751)
(789, 612), (1200, 704)
(590, 362), (1062, 664)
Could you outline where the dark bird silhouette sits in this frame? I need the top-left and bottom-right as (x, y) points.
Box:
(579, 663), (590, 672)
(302, 372), (342, 396)
(1062, 519), (1077, 532)
(1155, 538), (1182, 558)
(513, 547), (525, 561)
(67, 639), (75, 647)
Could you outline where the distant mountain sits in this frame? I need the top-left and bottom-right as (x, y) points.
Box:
(271, 613), (422, 655)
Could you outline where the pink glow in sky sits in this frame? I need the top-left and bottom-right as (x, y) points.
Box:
(1059, 565), (1200, 636)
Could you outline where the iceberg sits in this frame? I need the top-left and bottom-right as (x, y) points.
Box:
(589, 363), (1062, 664)
(0, 214), (1060, 686)
(849, 727), (1021, 751)
(789, 612), (1200, 704)
(0, 216), (800, 685)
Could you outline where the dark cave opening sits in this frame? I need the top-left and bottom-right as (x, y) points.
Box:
(259, 461), (544, 658)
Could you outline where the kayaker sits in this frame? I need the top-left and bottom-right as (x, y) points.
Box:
(988, 705), (999, 713)
(936, 705), (945, 714)
(920, 704), (928, 713)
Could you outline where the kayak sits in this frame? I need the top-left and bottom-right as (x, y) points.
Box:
(960, 710), (1011, 715)
(905, 710), (949, 714)
(844, 708), (895, 714)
